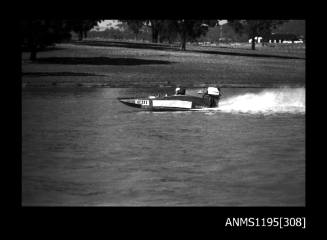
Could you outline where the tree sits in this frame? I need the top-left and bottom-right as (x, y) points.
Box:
(21, 20), (103, 60)
(21, 20), (72, 60)
(119, 19), (218, 49)
(176, 20), (217, 50)
(143, 20), (176, 43)
(68, 20), (103, 41)
(124, 20), (146, 40)
(158, 20), (179, 44)
(228, 20), (287, 50)
(147, 20), (163, 43)
(122, 20), (171, 43)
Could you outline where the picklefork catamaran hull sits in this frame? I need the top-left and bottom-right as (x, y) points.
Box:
(118, 94), (220, 111)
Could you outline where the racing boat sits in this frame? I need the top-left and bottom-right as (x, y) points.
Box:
(118, 87), (221, 111)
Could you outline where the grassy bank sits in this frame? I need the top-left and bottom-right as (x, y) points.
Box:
(22, 40), (305, 88)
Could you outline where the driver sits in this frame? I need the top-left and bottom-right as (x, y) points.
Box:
(175, 87), (186, 95)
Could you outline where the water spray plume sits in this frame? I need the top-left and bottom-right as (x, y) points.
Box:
(217, 87), (305, 114)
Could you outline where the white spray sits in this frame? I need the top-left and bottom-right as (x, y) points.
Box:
(215, 87), (305, 114)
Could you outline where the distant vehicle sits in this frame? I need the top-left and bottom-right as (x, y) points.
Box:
(118, 87), (222, 111)
(268, 33), (302, 44)
(198, 41), (212, 46)
(218, 37), (232, 43)
(294, 40), (304, 44)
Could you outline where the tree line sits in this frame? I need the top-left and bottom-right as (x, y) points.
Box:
(21, 20), (287, 60)
(21, 20), (103, 60)
(123, 20), (218, 50)
(120, 20), (287, 50)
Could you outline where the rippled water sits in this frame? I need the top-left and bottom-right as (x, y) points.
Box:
(22, 87), (305, 206)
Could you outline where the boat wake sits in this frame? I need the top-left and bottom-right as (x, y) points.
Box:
(198, 87), (305, 114)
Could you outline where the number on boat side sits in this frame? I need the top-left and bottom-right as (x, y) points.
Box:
(135, 100), (149, 105)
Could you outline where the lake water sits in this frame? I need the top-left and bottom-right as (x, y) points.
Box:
(22, 87), (305, 206)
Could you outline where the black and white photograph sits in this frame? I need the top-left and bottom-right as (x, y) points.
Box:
(21, 19), (305, 208)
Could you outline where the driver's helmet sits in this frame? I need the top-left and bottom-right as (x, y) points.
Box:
(175, 87), (181, 95)
(175, 87), (185, 95)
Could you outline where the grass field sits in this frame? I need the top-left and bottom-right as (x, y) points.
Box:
(21, 40), (305, 88)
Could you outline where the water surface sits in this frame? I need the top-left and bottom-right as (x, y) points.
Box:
(22, 87), (305, 206)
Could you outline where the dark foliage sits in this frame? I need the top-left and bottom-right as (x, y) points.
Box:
(21, 20), (102, 60)
(122, 20), (218, 50)
(228, 20), (288, 50)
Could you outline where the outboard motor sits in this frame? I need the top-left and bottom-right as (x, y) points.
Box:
(204, 87), (221, 107)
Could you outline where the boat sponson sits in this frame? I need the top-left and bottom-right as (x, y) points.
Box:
(118, 95), (212, 110)
(118, 98), (142, 108)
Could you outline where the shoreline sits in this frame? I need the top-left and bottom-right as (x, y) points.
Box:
(22, 82), (305, 89)
(21, 42), (305, 89)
